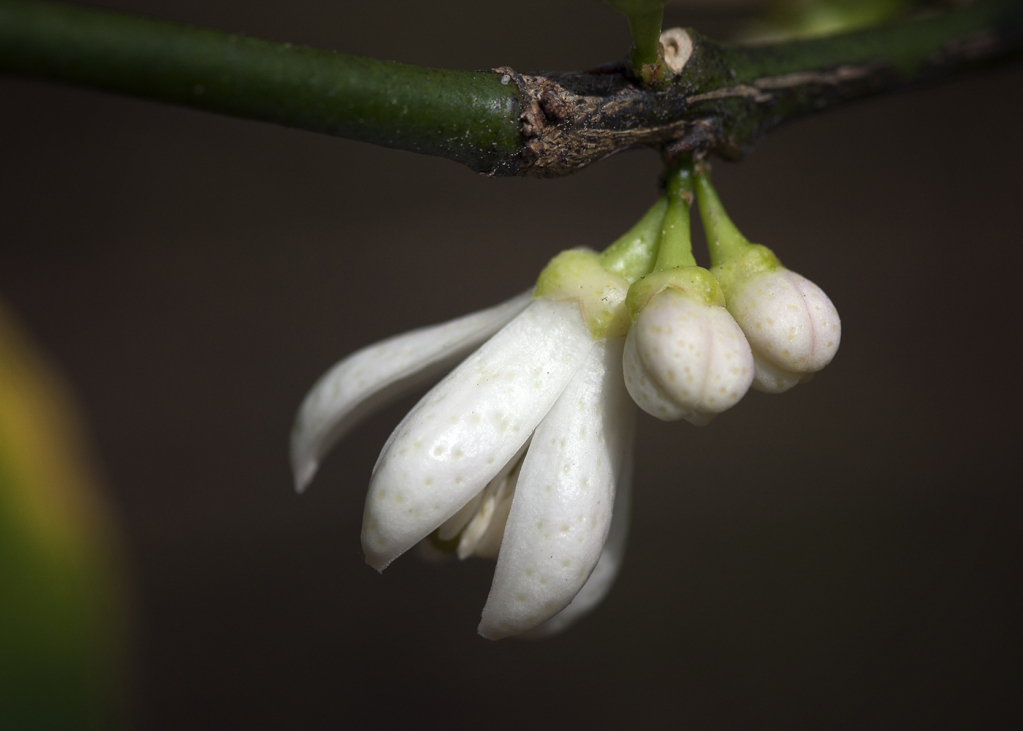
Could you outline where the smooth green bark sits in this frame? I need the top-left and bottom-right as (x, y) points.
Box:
(0, 0), (522, 174)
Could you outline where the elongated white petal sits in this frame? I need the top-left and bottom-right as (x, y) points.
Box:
(291, 291), (532, 493)
(522, 431), (634, 639)
(478, 337), (634, 640)
(362, 299), (595, 571)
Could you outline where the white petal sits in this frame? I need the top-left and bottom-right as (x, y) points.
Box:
(521, 430), (634, 639)
(361, 298), (595, 571)
(478, 337), (635, 640)
(290, 291), (532, 493)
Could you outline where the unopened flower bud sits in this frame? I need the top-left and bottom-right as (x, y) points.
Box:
(694, 164), (841, 394)
(623, 270), (753, 425)
(727, 267), (841, 393)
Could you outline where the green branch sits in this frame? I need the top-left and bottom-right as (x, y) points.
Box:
(0, 0), (522, 174)
(2, 0), (1021, 177)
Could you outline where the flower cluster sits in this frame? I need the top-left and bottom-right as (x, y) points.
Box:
(291, 163), (840, 639)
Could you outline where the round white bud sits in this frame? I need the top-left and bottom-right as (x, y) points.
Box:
(727, 269), (841, 393)
(623, 289), (754, 424)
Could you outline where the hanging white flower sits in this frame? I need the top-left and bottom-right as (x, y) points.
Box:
(292, 250), (638, 638)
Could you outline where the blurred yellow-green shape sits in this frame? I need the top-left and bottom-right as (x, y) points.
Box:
(0, 299), (127, 729)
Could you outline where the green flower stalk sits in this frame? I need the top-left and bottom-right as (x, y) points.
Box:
(598, 197), (668, 284)
(603, 0), (669, 85)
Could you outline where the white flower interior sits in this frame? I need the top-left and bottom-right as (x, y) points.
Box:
(436, 438), (529, 560)
(292, 284), (638, 638)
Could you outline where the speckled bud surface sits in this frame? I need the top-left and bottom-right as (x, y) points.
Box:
(623, 289), (753, 424)
(727, 269), (841, 393)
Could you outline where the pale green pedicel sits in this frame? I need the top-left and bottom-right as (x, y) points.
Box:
(694, 165), (781, 293)
(598, 196), (668, 283)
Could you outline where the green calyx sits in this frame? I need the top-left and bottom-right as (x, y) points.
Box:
(710, 245), (780, 298)
(693, 163), (781, 295)
(535, 249), (631, 340)
(548, 159), (728, 334)
(626, 267), (725, 319)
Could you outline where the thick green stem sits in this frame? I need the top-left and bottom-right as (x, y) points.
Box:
(3, 0), (1022, 177)
(0, 0), (521, 174)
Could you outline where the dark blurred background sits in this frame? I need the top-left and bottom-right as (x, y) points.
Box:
(2, 0), (1022, 727)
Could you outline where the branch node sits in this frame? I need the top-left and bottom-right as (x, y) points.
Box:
(660, 28), (693, 74)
